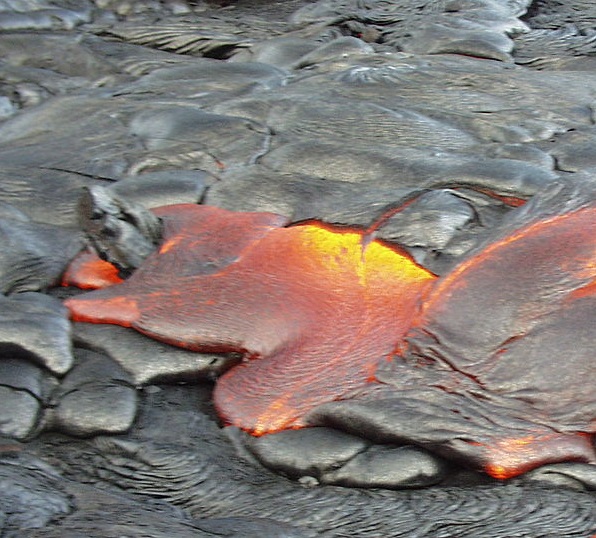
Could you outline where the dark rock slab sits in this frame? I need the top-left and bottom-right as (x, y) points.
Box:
(523, 462), (596, 491)
(206, 166), (414, 219)
(320, 444), (449, 489)
(401, 22), (513, 62)
(95, 19), (253, 59)
(540, 127), (596, 172)
(0, 215), (83, 293)
(292, 52), (594, 140)
(0, 449), (73, 533)
(515, 0), (596, 67)
(130, 59), (290, 98)
(291, 0), (528, 62)
(0, 32), (116, 80)
(0, 94), (136, 179)
(245, 427), (449, 488)
(127, 104), (272, 175)
(260, 141), (558, 197)
(190, 517), (310, 538)
(0, 293), (73, 375)
(0, 1), (92, 31)
(49, 348), (137, 437)
(109, 170), (214, 208)
(0, 358), (45, 396)
(216, 92), (479, 151)
(0, 167), (95, 228)
(73, 322), (238, 386)
(244, 426), (369, 480)
(290, 36), (375, 69)
(0, 359), (49, 439)
(231, 37), (320, 68)
(0, 386), (41, 440)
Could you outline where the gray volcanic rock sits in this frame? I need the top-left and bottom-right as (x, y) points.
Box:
(0, 167), (96, 228)
(109, 170), (214, 208)
(0, 449), (73, 532)
(0, 1), (91, 31)
(319, 444), (449, 489)
(514, 0), (596, 67)
(0, 293), (73, 375)
(28, 386), (595, 537)
(49, 348), (137, 437)
(0, 448), (308, 537)
(78, 186), (162, 273)
(127, 104), (272, 175)
(539, 127), (596, 173)
(243, 426), (370, 480)
(290, 0), (529, 61)
(0, 387), (41, 440)
(129, 60), (290, 99)
(0, 359), (48, 439)
(245, 427), (450, 488)
(73, 322), (238, 386)
(0, 216), (82, 293)
(260, 142), (557, 195)
(523, 462), (596, 491)
(0, 0), (595, 535)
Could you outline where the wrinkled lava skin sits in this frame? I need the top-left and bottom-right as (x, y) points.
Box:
(378, 205), (596, 478)
(64, 203), (596, 478)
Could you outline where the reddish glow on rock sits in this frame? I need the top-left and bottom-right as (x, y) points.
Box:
(479, 433), (596, 479)
(410, 206), (596, 324)
(62, 249), (123, 289)
(394, 204), (596, 477)
(64, 204), (436, 435)
(67, 295), (140, 327)
(469, 187), (528, 207)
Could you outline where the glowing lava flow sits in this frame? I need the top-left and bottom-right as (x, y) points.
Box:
(63, 202), (596, 478)
(64, 204), (436, 434)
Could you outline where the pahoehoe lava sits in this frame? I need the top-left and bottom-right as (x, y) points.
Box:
(1, 0), (596, 536)
(64, 193), (596, 479)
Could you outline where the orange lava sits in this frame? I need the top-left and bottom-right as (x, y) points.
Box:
(62, 249), (123, 289)
(64, 204), (436, 435)
(215, 222), (436, 435)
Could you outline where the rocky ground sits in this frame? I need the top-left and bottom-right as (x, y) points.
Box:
(0, 0), (595, 536)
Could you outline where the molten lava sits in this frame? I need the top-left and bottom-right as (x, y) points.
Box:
(64, 204), (436, 434)
(63, 202), (596, 478)
(62, 249), (124, 289)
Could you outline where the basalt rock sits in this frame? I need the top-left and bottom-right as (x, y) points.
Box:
(1, 0), (596, 535)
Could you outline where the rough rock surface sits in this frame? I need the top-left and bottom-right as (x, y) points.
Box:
(0, 0), (594, 536)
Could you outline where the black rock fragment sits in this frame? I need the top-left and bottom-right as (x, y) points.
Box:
(79, 185), (162, 274)
(109, 169), (214, 209)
